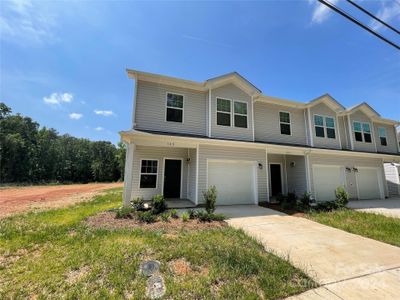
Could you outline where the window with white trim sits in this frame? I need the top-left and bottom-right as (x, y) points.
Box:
(234, 101), (247, 128)
(140, 160), (158, 188)
(353, 121), (371, 143)
(166, 93), (183, 123)
(279, 112), (291, 135)
(314, 115), (336, 139)
(217, 98), (231, 126)
(378, 127), (387, 146)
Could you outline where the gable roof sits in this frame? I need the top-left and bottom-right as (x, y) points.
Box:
(306, 94), (345, 112)
(206, 72), (261, 95)
(342, 102), (381, 117)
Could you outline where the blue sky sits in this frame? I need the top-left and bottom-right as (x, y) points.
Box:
(1, 0), (399, 144)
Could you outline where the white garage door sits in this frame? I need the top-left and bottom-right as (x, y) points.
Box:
(208, 160), (256, 205)
(357, 168), (382, 200)
(313, 165), (344, 201)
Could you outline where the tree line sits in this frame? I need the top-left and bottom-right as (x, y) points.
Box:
(0, 103), (125, 183)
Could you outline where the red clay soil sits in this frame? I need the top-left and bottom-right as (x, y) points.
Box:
(0, 182), (123, 218)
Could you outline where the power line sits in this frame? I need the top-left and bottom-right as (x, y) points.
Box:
(346, 0), (400, 35)
(317, 0), (400, 50)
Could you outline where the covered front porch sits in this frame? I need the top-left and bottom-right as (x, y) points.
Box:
(122, 132), (199, 207)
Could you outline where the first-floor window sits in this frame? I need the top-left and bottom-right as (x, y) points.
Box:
(166, 93), (183, 123)
(378, 127), (387, 146)
(217, 98), (231, 126)
(353, 121), (371, 143)
(279, 112), (291, 135)
(140, 160), (158, 188)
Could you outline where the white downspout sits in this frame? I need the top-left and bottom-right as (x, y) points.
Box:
(342, 116), (348, 149)
(304, 109), (309, 145)
(336, 114), (342, 149)
(251, 95), (255, 141)
(371, 121), (378, 152)
(395, 125), (400, 153)
(132, 78), (138, 128)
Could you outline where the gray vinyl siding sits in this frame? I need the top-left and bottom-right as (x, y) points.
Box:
(309, 153), (388, 199)
(188, 149), (197, 201)
(254, 102), (307, 146)
(197, 144), (267, 203)
(210, 84), (253, 141)
(135, 80), (207, 136)
(286, 155), (307, 196)
(384, 163), (400, 197)
(131, 146), (189, 200)
(349, 110), (376, 152)
(374, 122), (398, 154)
(310, 103), (341, 149)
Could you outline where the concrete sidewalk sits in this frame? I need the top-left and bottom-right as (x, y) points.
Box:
(348, 198), (400, 219)
(216, 205), (400, 299)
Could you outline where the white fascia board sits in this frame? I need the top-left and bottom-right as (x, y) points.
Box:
(120, 130), (400, 161)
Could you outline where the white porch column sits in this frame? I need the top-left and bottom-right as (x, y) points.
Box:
(265, 147), (270, 202)
(195, 144), (200, 205)
(123, 142), (135, 207)
(304, 153), (312, 193)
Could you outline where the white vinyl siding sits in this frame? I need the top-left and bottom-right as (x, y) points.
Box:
(135, 80), (207, 136)
(254, 102), (307, 146)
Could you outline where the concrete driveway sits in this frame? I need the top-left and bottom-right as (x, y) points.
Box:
(216, 205), (400, 299)
(348, 198), (400, 219)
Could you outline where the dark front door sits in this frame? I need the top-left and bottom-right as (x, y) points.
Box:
(163, 159), (182, 198)
(270, 164), (282, 197)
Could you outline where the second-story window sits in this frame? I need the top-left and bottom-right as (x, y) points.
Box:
(314, 115), (336, 139)
(217, 98), (231, 126)
(279, 112), (291, 135)
(353, 121), (372, 143)
(166, 93), (183, 123)
(378, 127), (387, 146)
(234, 101), (247, 128)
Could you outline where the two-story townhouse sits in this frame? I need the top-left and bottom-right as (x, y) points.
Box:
(120, 69), (400, 207)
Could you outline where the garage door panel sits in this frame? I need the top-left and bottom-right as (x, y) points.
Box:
(357, 168), (381, 200)
(208, 161), (256, 205)
(313, 165), (343, 202)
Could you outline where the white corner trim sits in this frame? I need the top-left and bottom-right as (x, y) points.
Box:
(336, 115), (342, 149)
(371, 122), (378, 152)
(132, 80), (138, 128)
(305, 153), (312, 193)
(304, 109), (309, 145)
(307, 108), (314, 147)
(265, 147), (270, 202)
(347, 115), (354, 150)
(342, 116), (348, 149)
(395, 125), (400, 153)
(195, 144), (199, 205)
(251, 95), (255, 141)
(208, 89), (212, 137)
(122, 143), (135, 206)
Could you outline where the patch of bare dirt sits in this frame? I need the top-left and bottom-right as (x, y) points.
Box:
(65, 266), (91, 285)
(84, 211), (227, 232)
(168, 258), (209, 277)
(0, 182), (123, 218)
(259, 202), (305, 217)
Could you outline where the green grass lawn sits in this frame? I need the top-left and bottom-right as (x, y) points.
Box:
(0, 188), (315, 299)
(307, 209), (400, 247)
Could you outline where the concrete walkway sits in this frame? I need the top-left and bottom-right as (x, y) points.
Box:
(348, 198), (400, 219)
(216, 205), (400, 299)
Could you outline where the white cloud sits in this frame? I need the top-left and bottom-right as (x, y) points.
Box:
(0, 0), (57, 45)
(370, 2), (400, 31)
(95, 126), (104, 131)
(309, 0), (339, 24)
(69, 113), (83, 120)
(43, 92), (73, 105)
(94, 110), (114, 116)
